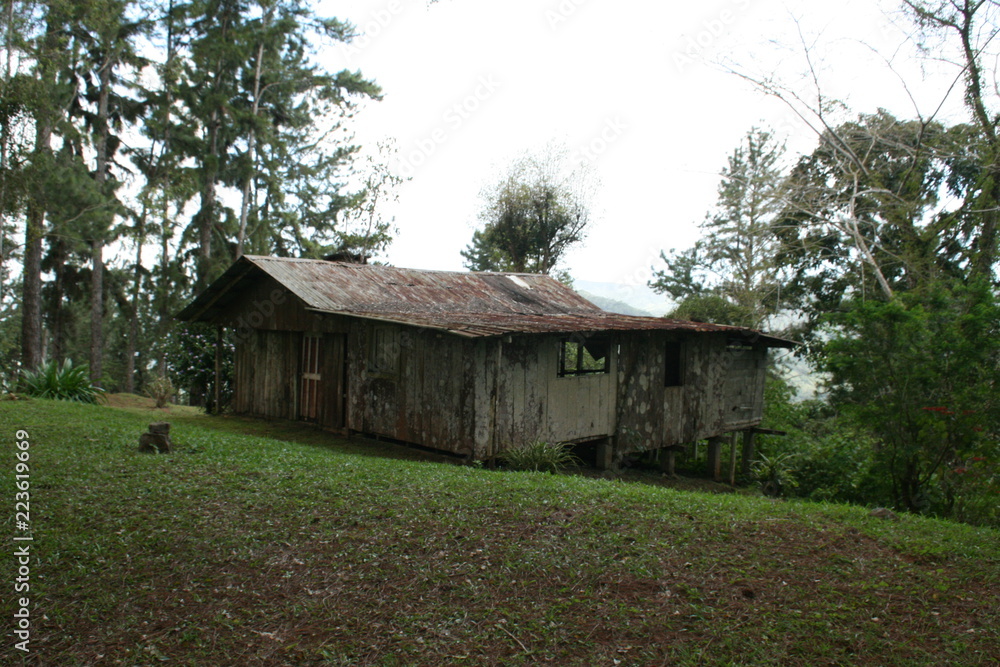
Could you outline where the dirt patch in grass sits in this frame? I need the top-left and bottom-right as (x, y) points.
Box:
(24, 499), (999, 666)
(101, 392), (202, 414)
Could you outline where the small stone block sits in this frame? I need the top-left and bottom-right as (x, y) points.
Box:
(139, 423), (172, 454)
(148, 422), (171, 435)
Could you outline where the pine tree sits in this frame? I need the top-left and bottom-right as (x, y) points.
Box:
(652, 128), (786, 329)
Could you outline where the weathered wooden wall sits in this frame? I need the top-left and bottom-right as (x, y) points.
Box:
(347, 331), (619, 458)
(467, 336), (619, 456)
(346, 323), (480, 456)
(720, 345), (768, 428)
(217, 273), (772, 461)
(224, 275), (352, 428)
(232, 329), (298, 420)
(615, 332), (770, 456)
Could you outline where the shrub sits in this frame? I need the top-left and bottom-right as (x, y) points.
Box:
(819, 280), (1000, 516)
(144, 374), (174, 408)
(165, 323), (234, 410)
(19, 360), (105, 404)
(751, 451), (799, 497)
(498, 441), (579, 473)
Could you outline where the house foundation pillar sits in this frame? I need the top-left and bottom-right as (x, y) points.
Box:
(596, 440), (614, 471)
(707, 437), (724, 481)
(659, 447), (676, 476)
(741, 430), (757, 477)
(727, 432), (739, 486)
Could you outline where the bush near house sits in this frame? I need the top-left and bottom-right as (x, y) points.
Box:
(497, 440), (580, 473)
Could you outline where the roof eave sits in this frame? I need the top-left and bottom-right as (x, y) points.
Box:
(175, 256), (259, 322)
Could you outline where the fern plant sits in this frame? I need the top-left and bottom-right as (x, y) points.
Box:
(19, 360), (105, 404)
(498, 441), (580, 474)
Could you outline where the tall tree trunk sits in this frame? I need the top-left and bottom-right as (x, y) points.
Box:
(158, 205), (171, 373)
(89, 54), (113, 386)
(20, 203), (45, 371)
(237, 37), (266, 258)
(155, 0), (176, 375)
(956, 8), (999, 279)
(196, 107), (220, 290)
(0, 0), (15, 304)
(19, 2), (65, 373)
(49, 237), (67, 362)
(89, 240), (103, 384)
(20, 118), (52, 372)
(124, 207), (145, 395)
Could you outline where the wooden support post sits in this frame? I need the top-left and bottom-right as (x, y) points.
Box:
(214, 325), (222, 415)
(596, 440), (614, 471)
(728, 432), (738, 486)
(706, 437), (723, 481)
(741, 430), (757, 477)
(659, 447), (676, 476)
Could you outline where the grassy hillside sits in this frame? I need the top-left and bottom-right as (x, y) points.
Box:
(1, 398), (998, 666)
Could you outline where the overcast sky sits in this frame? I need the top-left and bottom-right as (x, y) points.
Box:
(316, 0), (967, 300)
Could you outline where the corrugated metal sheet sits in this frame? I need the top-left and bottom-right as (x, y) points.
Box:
(252, 256), (601, 316)
(177, 255), (796, 347)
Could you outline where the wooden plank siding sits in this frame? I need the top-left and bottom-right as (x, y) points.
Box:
(614, 332), (771, 456)
(721, 344), (768, 428)
(346, 323), (480, 456)
(216, 274), (774, 461)
(320, 333), (347, 429)
(232, 329), (298, 421)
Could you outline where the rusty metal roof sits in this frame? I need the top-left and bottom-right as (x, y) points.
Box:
(177, 256), (796, 347)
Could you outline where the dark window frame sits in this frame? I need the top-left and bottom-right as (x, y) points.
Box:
(558, 335), (611, 377)
(664, 339), (684, 387)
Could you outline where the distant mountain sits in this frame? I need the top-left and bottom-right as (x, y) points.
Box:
(578, 291), (654, 317)
(574, 280), (674, 317)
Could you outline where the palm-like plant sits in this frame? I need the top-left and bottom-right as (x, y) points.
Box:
(19, 360), (105, 404)
(498, 441), (580, 473)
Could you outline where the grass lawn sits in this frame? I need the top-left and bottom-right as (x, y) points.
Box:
(1, 396), (998, 666)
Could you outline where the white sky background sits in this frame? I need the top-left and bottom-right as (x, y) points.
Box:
(316, 0), (969, 300)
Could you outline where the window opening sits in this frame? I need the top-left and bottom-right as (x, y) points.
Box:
(664, 340), (683, 387)
(559, 336), (610, 376)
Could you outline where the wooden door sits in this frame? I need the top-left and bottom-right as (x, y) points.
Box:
(300, 334), (323, 422)
(321, 333), (347, 429)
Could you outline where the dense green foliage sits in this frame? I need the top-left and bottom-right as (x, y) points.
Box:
(755, 349), (999, 528)
(1, 0), (392, 401)
(653, 3), (1000, 526)
(819, 281), (1000, 523)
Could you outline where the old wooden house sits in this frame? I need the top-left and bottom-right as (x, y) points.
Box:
(177, 255), (794, 472)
